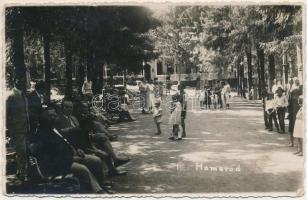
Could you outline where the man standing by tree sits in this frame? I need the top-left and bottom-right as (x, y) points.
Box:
(6, 76), (30, 181)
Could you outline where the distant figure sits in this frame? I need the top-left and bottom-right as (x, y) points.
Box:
(223, 81), (231, 109)
(249, 86), (255, 101)
(82, 78), (93, 101)
(271, 79), (283, 95)
(138, 80), (147, 113)
(153, 100), (163, 135)
(168, 95), (182, 141)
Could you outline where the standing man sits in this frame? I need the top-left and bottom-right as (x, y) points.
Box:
(6, 77), (30, 181)
(261, 84), (270, 130)
(179, 83), (187, 137)
(274, 87), (288, 133)
(215, 81), (223, 109)
(288, 78), (302, 146)
(28, 80), (45, 139)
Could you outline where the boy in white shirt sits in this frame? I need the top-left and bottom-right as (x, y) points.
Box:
(266, 93), (279, 132)
(274, 87), (288, 133)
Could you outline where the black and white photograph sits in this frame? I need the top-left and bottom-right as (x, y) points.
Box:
(1, 0), (305, 197)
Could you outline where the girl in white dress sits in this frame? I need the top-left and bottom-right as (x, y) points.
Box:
(168, 95), (182, 141)
(293, 95), (304, 156)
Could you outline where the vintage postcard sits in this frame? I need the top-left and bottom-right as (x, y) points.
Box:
(0, 0), (305, 199)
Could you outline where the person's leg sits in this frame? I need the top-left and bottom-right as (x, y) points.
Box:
(272, 111), (280, 132)
(177, 125), (182, 139)
(298, 138), (303, 156)
(289, 115), (296, 146)
(268, 113), (273, 131)
(264, 110), (269, 129)
(181, 117), (186, 137)
(79, 154), (107, 186)
(71, 161), (102, 193)
(12, 133), (28, 180)
(155, 122), (161, 134)
(278, 108), (285, 133)
(169, 125), (175, 140)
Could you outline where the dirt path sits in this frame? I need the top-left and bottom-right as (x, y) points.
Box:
(110, 97), (304, 194)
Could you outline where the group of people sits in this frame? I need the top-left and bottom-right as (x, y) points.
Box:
(6, 77), (133, 193)
(262, 78), (304, 156)
(138, 80), (163, 113)
(199, 81), (231, 110)
(149, 82), (187, 141)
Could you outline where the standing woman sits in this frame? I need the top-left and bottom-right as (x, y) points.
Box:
(293, 95), (303, 156)
(224, 81), (231, 109)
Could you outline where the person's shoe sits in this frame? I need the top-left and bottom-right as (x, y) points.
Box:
(154, 132), (161, 135)
(182, 132), (186, 138)
(101, 186), (116, 194)
(96, 189), (106, 194)
(168, 136), (175, 140)
(114, 158), (130, 167)
(103, 181), (114, 187)
(128, 118), (136, 122)
(108, 169), (127, 177)
(176, 137), (183, 141)
(109, 135), (118, 141)
(293, 151), (301, 155)
(297, 152), (303, 156)
(268, 129), (273, 131)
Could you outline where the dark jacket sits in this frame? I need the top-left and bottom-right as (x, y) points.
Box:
(6, 88), (30, 135)
(55, 114), (91, 150)
(288, 86), (302, 117)
(27, 90), (43, 134)
(32, 126), (74, 177)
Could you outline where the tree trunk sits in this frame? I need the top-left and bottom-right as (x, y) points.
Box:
(123, 67), (127, 88)
(11, 9), (26, 81)
(64, 41), (73, 100)
(241, 63), (245, 98)
(97, 61), (103, 94)
(268, 53), (275, 91)
(78, 50), (85, 95)
(237, 59), (240, 96)
(43, 31), (51, 104)
(246, 46), (253, 92)
(257, 48), (265, 100)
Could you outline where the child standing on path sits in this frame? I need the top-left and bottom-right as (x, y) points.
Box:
(153, 101), (163, 135)
(274, 87), (288, 133)
(168, 94), (182, 141)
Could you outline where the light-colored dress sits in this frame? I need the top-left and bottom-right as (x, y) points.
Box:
(169, 102), (182, 125)
(293, 106), (304, 138)
(224, 84), (231, 104)
(153, 107), (163, 124)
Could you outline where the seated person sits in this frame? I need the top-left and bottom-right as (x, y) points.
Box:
(35, 108), (112, 193)
(106, 89), (136, 122)
(58, 100), (129, 177)
(73, 98), (117, 141)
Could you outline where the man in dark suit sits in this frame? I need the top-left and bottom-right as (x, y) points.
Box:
(36, 108), (112, 193)
(28, 80), (45, 139)
(6, 77), (30, 181)
(288, 79), (303, 147)
(54, 100), (114, 193)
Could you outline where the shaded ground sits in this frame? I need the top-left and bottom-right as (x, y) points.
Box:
(109, 96), (304, 194)
(5, 96), (304, 195)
